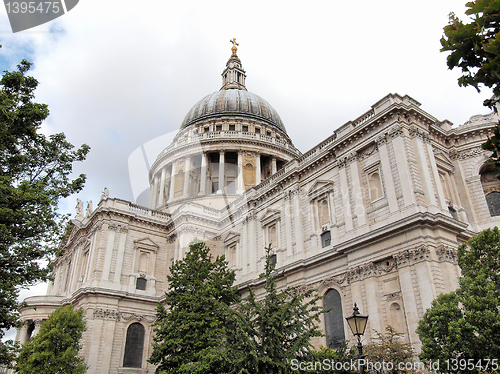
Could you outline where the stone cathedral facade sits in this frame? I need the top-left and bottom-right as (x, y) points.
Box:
(16, 44), (500, 373)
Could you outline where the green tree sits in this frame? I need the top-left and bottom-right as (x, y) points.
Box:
(417, 227), (500, 373)
(364, 326), (415, 374)
(14, 304), (87, 374)
(0, 60), (89, 365)
(441, 1), (500, 169)
(230, 245), (324, 374)
(149, 240), (240, 374)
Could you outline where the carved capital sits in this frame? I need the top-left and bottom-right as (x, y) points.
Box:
(93, 308), (120, 321)
(408, 125), (430, 142)
(393, 245), (430, 268)
(449, 146), (490, 160)
(435, 245), (458, 264)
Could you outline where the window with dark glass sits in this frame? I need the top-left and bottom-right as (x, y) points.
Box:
(448, 206), (458, 220)
(229, 124), (235, 131)
(270, 254), (277, 268)
(136, 277), (147, 290)
(486, 192), (500, 217)
(324, 289), (345, 349)
(255, 128), (260, 134)
(242, 125), (248, 132)
(123, 323), (145, 368)
(321, 231), (331, 248)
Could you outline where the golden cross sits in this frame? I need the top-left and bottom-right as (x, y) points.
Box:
(230, 38), (239, 57)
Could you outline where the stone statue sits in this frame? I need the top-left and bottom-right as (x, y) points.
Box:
(100, 187), (109, 201)
(86, 200), (93, 218)
(75, 198), (84, 218)
(230, 38), (239, 57)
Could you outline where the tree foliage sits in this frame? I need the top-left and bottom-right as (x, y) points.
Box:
(417, 227), (500, 373)
(364, 326), (415, 374)
(0, 60), (89, 365)
(149, 240), (240, 374)
(14, 304), (87, 374)
(230, 245), (324, 374)
(441, 1), (500, 168)
(441, 1), (500, 100)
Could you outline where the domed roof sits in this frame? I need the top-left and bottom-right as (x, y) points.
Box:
(180, 88), (286, 132)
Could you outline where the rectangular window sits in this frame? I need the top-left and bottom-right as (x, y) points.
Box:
(242, 125), (248, 132)
(229, 124), (235, 131)
(255, 128), (260, 134)
(321, 231), (331, 248)
(216, 125), (222, 131)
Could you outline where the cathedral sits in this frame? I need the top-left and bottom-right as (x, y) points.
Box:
(16, 41), (500, 373)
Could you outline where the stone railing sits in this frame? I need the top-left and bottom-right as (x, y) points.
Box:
(158, 130), (300, 158)
(99, 199), (171, 222)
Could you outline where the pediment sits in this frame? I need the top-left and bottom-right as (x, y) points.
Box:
(307, 180), (334, 199)
(223, 231), (240, 245)
(260, 208), (281, 226)
(134, 237), (160, 252)
(434, 151), (455, 173)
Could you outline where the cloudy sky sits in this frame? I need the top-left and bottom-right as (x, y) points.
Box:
(0, 0), (494, 334)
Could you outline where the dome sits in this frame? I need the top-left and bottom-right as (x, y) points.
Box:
(180, 88), (286, 133)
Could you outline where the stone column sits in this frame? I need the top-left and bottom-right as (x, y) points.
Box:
(249, 213), (257, 273)
(217, 151), (225, 194)
(113, 227), (128, 284)
(169, 162), (176, 201)
(392, 135), (415, 207)
(271, 157), (277, 175)
(150, 173), (159, 209)
(414, 135), (438, 208)
(256, 154), (261, 185)
(377, 136), (399, 213)
(183, 157), (191, 198)
(157, 166), (167, 207)
(292, 186), (305, 256)
(17, 321), (29, 345)
(284, 191), (293, 258)
(237, 151), (244, 194)
(101, 223), (116, 283)
(199, 153), (207, 195)
(33, 319), (43, 336)
(426, 142), (448, 211)
(339, 162), (353, 232)
(348, 154), (366, 227)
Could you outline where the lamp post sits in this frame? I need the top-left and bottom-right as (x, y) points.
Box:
(346, 303), (369, 374)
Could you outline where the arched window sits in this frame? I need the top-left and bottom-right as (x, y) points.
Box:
(123, 323), (145, 368)
(480, 165), (500, 217)
(389, 302), (405, 335)
(368, 171), (383, 201)
(324, 289), (345, 349)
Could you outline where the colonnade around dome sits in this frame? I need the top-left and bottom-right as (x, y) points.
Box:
(150, 149), (288, 210)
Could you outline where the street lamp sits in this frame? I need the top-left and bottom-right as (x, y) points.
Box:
(346, 303), (369, 374)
